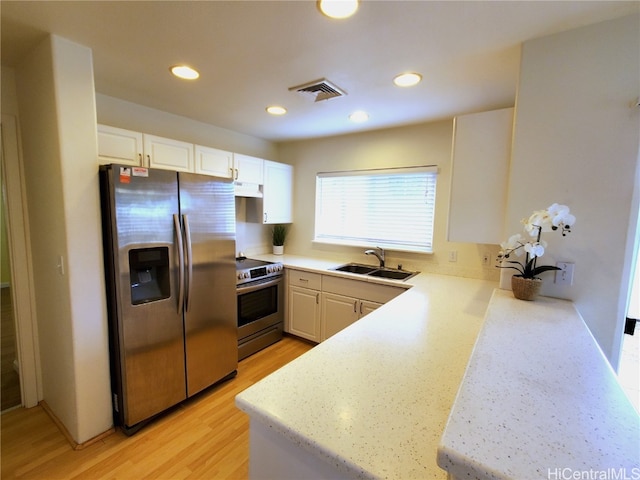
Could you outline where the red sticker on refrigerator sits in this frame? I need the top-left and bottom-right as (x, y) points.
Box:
(119, 167), (131, 184)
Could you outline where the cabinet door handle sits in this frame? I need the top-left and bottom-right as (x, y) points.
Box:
(264, 212), (268, 223)
(353, 301), (357, 313)
(360, 302), (363, 315)
(316, 293), (319, 304)
(235, 168), (239, 180)
(299, 278), (309, 283)
(138, 153), (142, 163)
(146, 154), (151, 164)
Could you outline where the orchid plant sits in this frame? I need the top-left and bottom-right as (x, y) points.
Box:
(497, 203), (575, 279)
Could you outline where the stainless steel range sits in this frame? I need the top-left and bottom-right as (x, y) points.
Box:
(236, 258), (284, 360)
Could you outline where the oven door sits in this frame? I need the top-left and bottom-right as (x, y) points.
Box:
(237, 275), (283, 340)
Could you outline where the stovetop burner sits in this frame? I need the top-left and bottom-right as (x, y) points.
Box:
(235, 257), (283, 285)
(235, 257), (272, 269)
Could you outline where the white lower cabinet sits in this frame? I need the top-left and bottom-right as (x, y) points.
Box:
(321, 293), (382, 341)
(287, 270), (322, 342)
(286, 268), (405, 343)
(288, 286), (321, 342)
(360, 299), (382, 318)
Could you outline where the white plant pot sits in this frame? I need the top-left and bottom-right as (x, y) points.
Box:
(273, 245), (284, 255)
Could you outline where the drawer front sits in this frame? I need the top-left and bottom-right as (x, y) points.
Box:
(288, 269), (322, 290)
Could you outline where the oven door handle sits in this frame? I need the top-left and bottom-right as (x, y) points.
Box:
(237, 276), (282, 294)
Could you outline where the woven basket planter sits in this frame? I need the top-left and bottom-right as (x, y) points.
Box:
(511, 276), (542, 301)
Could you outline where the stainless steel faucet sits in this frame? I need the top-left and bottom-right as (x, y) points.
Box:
(365, 246), (385, 267)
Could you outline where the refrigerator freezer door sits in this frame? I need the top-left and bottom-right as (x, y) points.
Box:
(105, 166), (187, 427)
(178, 172), (238, 396)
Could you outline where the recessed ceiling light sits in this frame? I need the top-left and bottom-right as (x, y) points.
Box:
(393, 72), (422, 87)
(349, 110), (369, 123)
(266, 105), (287, 116)
(318, 0), (358, 19)
(170, 65), (200, 80)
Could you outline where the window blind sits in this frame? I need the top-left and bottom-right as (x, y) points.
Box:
(315, 166), (437, 253)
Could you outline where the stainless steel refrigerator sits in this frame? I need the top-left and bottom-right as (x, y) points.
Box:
(99, 164), (237, 433)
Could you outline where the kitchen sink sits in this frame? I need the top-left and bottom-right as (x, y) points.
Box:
(332, 263), (378, 274)
(368, 269), (417, 281)
(331, 263), (419, 281)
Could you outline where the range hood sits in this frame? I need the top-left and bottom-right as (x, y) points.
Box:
(234, 182), (263, 198)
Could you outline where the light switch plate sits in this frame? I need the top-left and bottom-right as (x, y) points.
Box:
(555, 262), (574, 285)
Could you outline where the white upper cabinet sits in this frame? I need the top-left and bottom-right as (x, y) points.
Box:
(234, 153), (264, 184)
(97, 125), (195, 172)
(97, 124), (143, 166)
(246, 160), (294, 224)
(448, 107), (514, 244)
(262, 160), (293, 224)
(96, 128), (291, 216)
(194, 145), (234, 178)
(143, 134), (194, 173)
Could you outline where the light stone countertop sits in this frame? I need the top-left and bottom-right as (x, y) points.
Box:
(437, 289), (640, 480)
(235, 255), (639, 479)
(236, 255), (497, 479)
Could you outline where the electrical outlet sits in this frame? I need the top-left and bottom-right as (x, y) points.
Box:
(482, 252), (491, 266)
(555, 262), (575, 285)
(448, 250), (457, 262)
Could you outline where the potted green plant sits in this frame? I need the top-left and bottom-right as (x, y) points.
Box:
(272, 224), (287, 255)
(497, 203), (575, 300)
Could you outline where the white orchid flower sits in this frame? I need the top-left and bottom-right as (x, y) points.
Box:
(498, 203), (574, 279)
(548, 203), (575, 228)
(524, 242), (545, 258)
(524, 209), (553, 235)
(501, 233), (524, 251)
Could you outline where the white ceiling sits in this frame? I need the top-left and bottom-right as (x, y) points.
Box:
(2, 1), (638, 142)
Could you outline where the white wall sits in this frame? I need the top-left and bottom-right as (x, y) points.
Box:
(507, 14), (640, 366)
(278, 120), (501, 280)
(15, 35), (112, 443)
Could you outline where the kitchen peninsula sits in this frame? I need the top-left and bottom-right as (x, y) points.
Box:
(235, 256), (639, 479)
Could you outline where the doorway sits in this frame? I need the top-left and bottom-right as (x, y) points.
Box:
(618, 236), (639, 412)
(1, 287), (20, 410)
(1, 122), (22, 411)
(0, 114), (40, 409)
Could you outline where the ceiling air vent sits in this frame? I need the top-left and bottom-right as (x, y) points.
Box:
(289, 78), (347, 102)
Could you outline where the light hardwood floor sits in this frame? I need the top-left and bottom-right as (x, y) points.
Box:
(1, 335), (314, 479)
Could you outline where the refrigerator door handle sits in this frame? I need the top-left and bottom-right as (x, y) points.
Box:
(174, 214), (185, 313)
(183, 214), (193, 313)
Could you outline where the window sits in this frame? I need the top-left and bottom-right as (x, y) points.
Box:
(314, 166), (437, 253)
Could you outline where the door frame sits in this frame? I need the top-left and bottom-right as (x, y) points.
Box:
(614, 147), (640, 371)
(1, 113), (41, 407)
